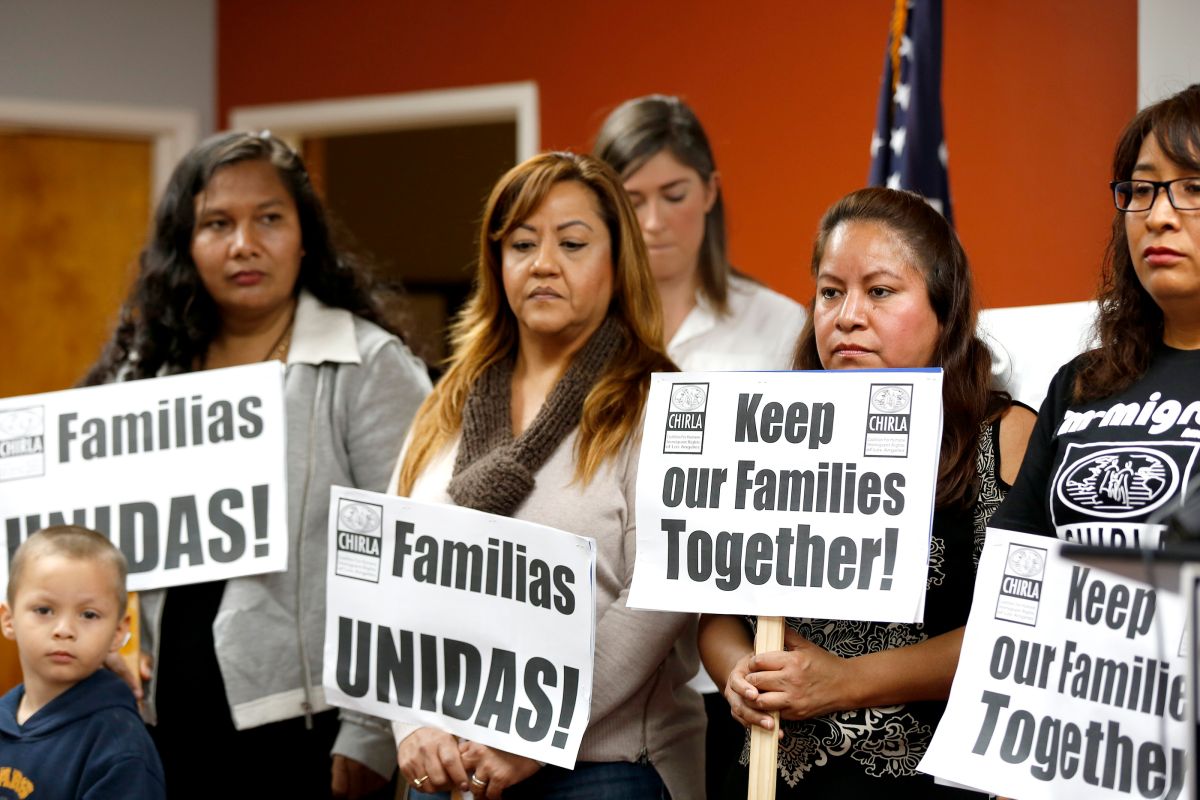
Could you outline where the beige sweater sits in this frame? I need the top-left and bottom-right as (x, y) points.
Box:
(393, 429), (705, 798)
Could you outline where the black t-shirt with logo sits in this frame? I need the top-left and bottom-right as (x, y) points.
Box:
(992, 345), (1200, 546)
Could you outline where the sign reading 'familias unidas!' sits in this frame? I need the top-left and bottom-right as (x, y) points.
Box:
(323, 487), (597, 769)
(0, 363), (288, 591)
(628, 369), (943, 622)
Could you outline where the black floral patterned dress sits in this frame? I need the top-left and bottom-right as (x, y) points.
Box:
(729, 418), (1008, 798)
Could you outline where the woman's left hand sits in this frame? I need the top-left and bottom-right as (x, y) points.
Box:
(331, 754), (388, 799)
(458, 742), (541, 799)
(743, 627), (858, 721)
(103, 650), (149, 707)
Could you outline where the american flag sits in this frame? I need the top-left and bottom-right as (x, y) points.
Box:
(868, 0), (953, 224)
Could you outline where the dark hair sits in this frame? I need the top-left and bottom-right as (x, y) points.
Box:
(592, 94), (733, 311)
(83, 131), (406, 384)
(792, 187), (1008, 509)
(1073, 84), (1200, 403)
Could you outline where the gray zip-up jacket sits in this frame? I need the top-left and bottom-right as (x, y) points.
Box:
(140, 291), (431, 776)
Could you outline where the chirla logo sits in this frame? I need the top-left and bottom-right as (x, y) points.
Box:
(1006, 546), (1045, 579)
(671, 384), (707, 412)
(335, 499), (384, 583)
(0, 406), (45, 482)
(339, 502), (381, 533)
(871, 385), (911, 414)
(864, 384), (913, 458)
(995, 543), (1048, 627)
(1055, 446), (1178, 518)
(664, 383), (709, 455)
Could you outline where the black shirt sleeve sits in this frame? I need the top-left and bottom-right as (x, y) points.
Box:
(990, 358), (1079, 536)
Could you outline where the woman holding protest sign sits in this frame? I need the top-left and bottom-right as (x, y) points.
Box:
(592, 94), (804, 372)
(698, 187), (1036, 796)
(993, 84), (1200, 546)
(392, 151), (704, 799)
(595, 94), (805, 797)
(84, 131), (431, 798)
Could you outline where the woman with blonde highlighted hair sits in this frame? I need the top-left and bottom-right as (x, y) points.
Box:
(394, 152), (704, 799)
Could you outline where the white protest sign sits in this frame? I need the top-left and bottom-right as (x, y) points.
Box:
(322, 487), (596, 769)
(919, 528), (1192, 799)
(629, 369), (942, 622)
(0, 362), (288, 591)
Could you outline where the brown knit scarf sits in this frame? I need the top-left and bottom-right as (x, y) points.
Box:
(448, 317), (625, 516)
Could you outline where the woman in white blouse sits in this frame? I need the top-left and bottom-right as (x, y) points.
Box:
(593, 94), (804, 372)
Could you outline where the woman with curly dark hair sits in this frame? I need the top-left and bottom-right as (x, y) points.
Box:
(699, 187), (1035, 797)
(84, 131), (431, 798)
(993, 84), (1200, 547)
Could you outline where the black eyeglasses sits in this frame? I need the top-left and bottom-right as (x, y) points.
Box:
(1111, 178), (1200, 212)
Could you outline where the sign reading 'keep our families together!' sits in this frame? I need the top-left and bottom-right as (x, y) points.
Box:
(322, 487), (597, 769)
(628, 369), (943, 622)
(919, 528), (1192, 799)
(0, 363), (289, 591)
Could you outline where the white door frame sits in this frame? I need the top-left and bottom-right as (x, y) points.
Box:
(228, 81), (540, 163)
(0, 97), (199, 200)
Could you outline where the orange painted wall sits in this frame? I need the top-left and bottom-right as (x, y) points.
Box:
(217, 0), (1136, 309)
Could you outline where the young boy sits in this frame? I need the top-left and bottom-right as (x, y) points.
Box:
(0, 525), (164, 798)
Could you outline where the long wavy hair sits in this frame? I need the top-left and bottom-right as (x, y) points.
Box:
(1073, 83), (1200, 403)
(592, 94), (735, 312)
(397, 152), (674, 493)
(792, 187), (1008, 509)
(83, 131), (406, 385)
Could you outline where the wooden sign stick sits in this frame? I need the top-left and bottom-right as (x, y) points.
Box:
(747, 615), (784, 800)
(119, 591), (141, 686)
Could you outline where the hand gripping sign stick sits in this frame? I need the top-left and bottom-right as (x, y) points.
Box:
(747, 615), (784, 800)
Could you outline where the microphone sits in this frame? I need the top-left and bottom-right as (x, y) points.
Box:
(1159, 474), (1200, 545)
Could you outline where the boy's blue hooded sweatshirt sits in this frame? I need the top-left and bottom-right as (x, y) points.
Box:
(0, 668), (164, 798)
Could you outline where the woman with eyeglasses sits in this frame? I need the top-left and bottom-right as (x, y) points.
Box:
(992, 84), (1200, 545)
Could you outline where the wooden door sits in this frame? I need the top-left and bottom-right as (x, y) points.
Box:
(0, 131), (152, 690)
(0, 132), (151, 395)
